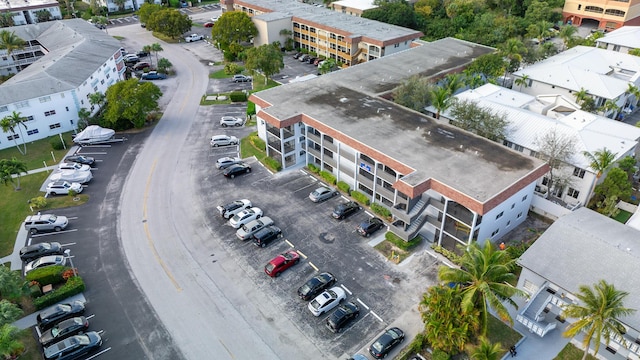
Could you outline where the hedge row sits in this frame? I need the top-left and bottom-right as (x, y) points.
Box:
(229, 91), (247, 102)
(263, 156), (282, 172)
(337, 181), (350, 194)
(350, 190), (370, 206)
(26, 265), (66, 285)
(371, 202), (392, 220)
(307, 164), (320, 174)
(34, 276), (86, 310)
(319, 170), (336, 185)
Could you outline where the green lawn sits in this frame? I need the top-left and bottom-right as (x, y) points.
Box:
(554, 343), (598, 360)
(0, 132), (75, 170)
(486, 315), (523, 356)
(613, 209), (632, 223)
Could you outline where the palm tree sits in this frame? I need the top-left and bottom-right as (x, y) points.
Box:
(471, 337), (503, 360)
(583, 148), (617, 203)
(0, 324), (23, 359)
(562, 280), (635, 360)
(0, 158), (28, 190)
(430, 86), (454, 119)
(0, 111), (28, 155)
(142, 44), (153, 66)
(574, 87), (590, 106)
(514, 74), (530, 92)
(559, 25), (578, 50)
(150, 43), (163, 67)
(0, 13), (15, 28)
(0, 30), (26, 57)
(598, 99), (620, 119)
(444, 73), (465, 95)
(626, 84), (640, 109)
(438, 239), (527, 336)
(497, 38), (526, 77)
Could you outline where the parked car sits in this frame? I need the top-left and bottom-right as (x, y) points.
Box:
(220, 116), (245, 127)
(297, 272), (336, 301)
(306, 57), (317, 64)
(223, 163), (251, 178)
(19, 242), (64, 262)
(123, 54), (139, 63)
(332, 201), (360, 220)
(326, 302), (359, 333)
(141, 71), (167, 80)
(24, 214), (68, 234)
(46, 181), (83, 196)
(217, 199), (252, 219)
(136, 50), (149, 57)
(203, 22), (214, 27)
(299, 54), (310, 62)
(133, 62), (152, 71)
(39, 316), (89, 346)
(252, 225), (282, 247)
(236, 216), (274, 240)
(43, 331), (102, 360)
(37, 301), (86, 330)
(308, 286), (346, 316)
(25, 255), (66, 274)
(216, 157), (242, 170)
(309, 186), (338, 203)
(58, 162), (90, 172)
(264, 250), (300, 277)
(210, 15), (220, 22)
(210, 134), (239, 147)
(369, 327), (405, 359)
(184, 33), (204, 42)
(50, 169), (93, 184)
(313, 58), (323, 66)
(229, 207), (263, 229)
(232, 75), (252, 82)
(293, 52), (303, 59)
(356, 217), (384, 237)
(64, 155), (95, 166)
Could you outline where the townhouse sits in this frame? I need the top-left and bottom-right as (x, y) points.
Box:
(79, 0), (160, 13)
(220, 0), (423, 66)
(0, 0), (62, 25)
(0, 19), (126, 151)
(596, 25), (640, 53)
(563, 0), (640, 30)
(512, 46), (640, 121)
(249, 37), (549, 247)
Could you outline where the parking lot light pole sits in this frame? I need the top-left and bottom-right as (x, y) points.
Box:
(64, 249), (78, 277)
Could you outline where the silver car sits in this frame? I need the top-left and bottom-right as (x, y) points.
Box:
(220, 116), (245, 127)
(46, 181), (83, 195)
(25, 255), (66, 274)
(309, 186), (339, 203)
(216, 157), (242, 170)
(24, 214), (69, 234)
(210, 135), (239, 147)
(236, 216), (274, 240)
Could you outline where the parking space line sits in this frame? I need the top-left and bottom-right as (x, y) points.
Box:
(293, 182), (316, 193)
(370, 311), (384, 323)
(340, 195), (349, 201)
(364, 211), (373, 217)
(86, 347), (111, 359)
(424, 249), (438, 259)
(61, 242), (77, 247)
(285, 239), (294, 248)
(218, 339), (235, 359)
(356, 298), (369, 310)
(31, 229), (79, 237)
(78, 152), (108, 155)
(67, 217), (78, 220)
(340, 284), (352, 295)
(296, 250), (307, 259)
(81, 145), (111, 148)
(86, 314), (96, 320)
(308, 175), (317, 181)
(308, 261), (319, 271)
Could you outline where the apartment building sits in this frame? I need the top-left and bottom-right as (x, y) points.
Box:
(596, 25), (640, 53)
(0, 0), (62, 25)
(437, 83), (640, 219)
(328, 0), (377, 17)
(0, 19), (126, 151)
(512, 46), (640, 121)
(220, 0), (422, 66)
(249, 38), (549, 247)
(563, 0), (640, 30)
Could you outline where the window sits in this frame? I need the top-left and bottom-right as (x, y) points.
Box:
(542, 177), (549, 186)
(15, 101), (29, 109)
(567, 188), (580, 199)
(529, 150), (538, 158)
(394, 43), (399, 48)
(39, 96), (51, 103)
(503, 140), (513, 147)
(506, 220), (511, 227)
(513, 144), (524, 152)
(491, 229), (499, 237)
(511, 203), (515, 209)
(44, 110), (56, 116)
(27, 129), (39, 136)
(26, 116), (34, 121)
(522, 195), (527, 201)
(7, 134), (20, 141)
(496, 211), (504, 220)
(49, 123), (61, 129)
(573, 167), (585, 178)
(604, 9), (625, 16)
(0, 106), (7, 112)
(100, 79), (105, 85)
(517, 212), (523, 218)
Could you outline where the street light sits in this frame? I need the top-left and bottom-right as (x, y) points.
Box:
(64, 249), (77, 277)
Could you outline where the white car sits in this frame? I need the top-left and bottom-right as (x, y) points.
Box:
(220, 116), (245, 127)
(229, 207), (263, 229)
(308, 286), (347, 316)
(210, 16), (220, 22)
(123, 54), (139, 63)
(210, 135), (239, 147)
(46, 181), (83, 195)
(50, 169), (93, 184)
(216, 157), (242, 170)
(184, 34), (204, 42)
(217, 199), (252, 219)
(58, 162), (91, 172)
(236, 216), (274, 240)
(24, 255), (66, 274)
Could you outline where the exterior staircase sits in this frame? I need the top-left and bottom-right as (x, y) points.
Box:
(389, 195), (430, 240)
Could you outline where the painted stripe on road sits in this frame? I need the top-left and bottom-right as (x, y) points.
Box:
(341, 284), (352, 295)
(356, 298), (369, 310)
(308, 261), (319, 272)
(370, 311), (384, 323)
(85, 347), (111, 359)
(285, 239), (294, 248)
(297, 250), (307, 259)
(31, 229), (78, 237)
(219, 339), (235, 359)
(78, 152), (108, 155)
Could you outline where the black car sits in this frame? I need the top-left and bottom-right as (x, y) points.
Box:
(223, 163), (251, 178)
(37, 301), (86, 330)
(19, 242), (64, 262)
(297, 272), (336, 301)
(43, 332), (102, 360)
(369, 327), (405, 359)
(136, 50), (149, 57)
(306, 56), (317, 64)
(356, 217), (384, 237)
(39, 316), (89, 346)
(253, 225), (282, 247)
(326, 302), (359, 333)
(63, 155), (95, 166)
(293, 52), (303, 59)
(332, 201), (360, 220)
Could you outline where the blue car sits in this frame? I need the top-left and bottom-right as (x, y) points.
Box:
(141, 71), (166, 80)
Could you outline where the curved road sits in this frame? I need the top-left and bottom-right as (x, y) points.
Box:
(112, 22), (326, 360)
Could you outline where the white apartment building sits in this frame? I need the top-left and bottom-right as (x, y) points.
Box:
(0, 19), (126, 151)
(0, 0), (62, 25)
(596, 26), (640, 54)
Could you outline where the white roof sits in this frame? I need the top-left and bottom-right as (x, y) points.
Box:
(513, 46), (640, 100)
(627, 206), (640, 231)
(597, 26), (640, 50)
(449, 84), (640, 169)
(330, 0), (377, 11)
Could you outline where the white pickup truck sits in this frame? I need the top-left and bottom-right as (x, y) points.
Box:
(184, 34), (204, 42)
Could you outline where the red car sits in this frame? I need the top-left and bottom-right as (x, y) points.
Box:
(264, 250), (300, 277)
(203, 22), (214, 27)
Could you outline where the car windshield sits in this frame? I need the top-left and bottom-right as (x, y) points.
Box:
(327, 290), (336, 298)
(372, 340), (383, 352)
(282, 252), (295, 260)
(76, 335), (90, 345)
(299, 284), (311, 294)
(41, 243), (51, 250)
(49, 215), (57, 222)
(389, 329), (400, 339)
(265, 263), (274, 273)
(310, 299), (320, 309)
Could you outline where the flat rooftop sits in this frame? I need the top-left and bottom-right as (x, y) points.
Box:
(330, 0), (377, 11)
(252, 38), (548, 206)
(0, 0), (57, 11)
(233, 0), (422, 43)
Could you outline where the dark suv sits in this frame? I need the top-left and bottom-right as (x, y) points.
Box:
(19, 242), (64, 262)
(37, 301), (86, 330)
(43, 332), (102, 360)
(252, 225), (282, 247)
(326, 302), (359, 333)
(332, 201), (360, 220)
(297, 272), (336, 301)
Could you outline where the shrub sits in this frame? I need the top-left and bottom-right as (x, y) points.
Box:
(229, 91), (247, 102)
(26, 265), (66, 285)
(337, 181), (350, 194)
(68, 189), (77, 197)
(29, 283), (42, 298)
(307, 163), (320, 174)
(224, 63), (241, 75)
(34, 276), (85, 310)
(250, 134), (265, 150)
(50, 136), (65, 150)
(263, 157), (282, 172)
(350, 190), (370, 206)
(371, 202), (392, 219)
(432, 244), (461, 263)
(30, 196), (47, 210)
(432, 349), (451, 360)
(247, 101), (256, 116)
(319, 170), (336, 185)
(385, 232), (422, 250)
